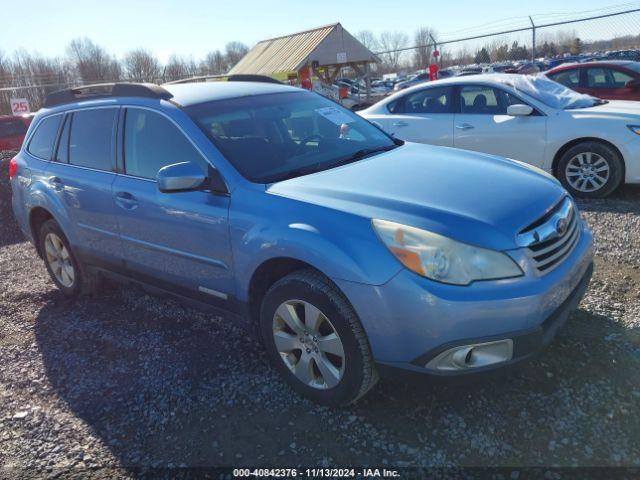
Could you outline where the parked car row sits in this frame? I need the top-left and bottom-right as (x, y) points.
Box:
(0, 114), (33, 150)
(360, 73), (640, 198)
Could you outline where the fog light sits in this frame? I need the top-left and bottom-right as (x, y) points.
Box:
(425, 339), (513, 371)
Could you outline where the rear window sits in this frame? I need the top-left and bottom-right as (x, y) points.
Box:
(0, 118), (28, 138)
(68, 109), (117, 171)
(27, 115), (62, 160)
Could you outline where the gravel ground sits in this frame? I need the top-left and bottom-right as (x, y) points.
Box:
(0, 150), (639, 477)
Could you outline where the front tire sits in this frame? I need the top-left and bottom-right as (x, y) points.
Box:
(39, 220), (96, 297)
(259, 269), (378, 406)
(557, 141), (623, 198)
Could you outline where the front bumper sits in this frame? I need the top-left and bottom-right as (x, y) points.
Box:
(334, 221), (594, 375)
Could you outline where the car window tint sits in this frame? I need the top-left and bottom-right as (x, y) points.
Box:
(611, 69), (634, 86)
(69, 109), (116, 171)
(586, 68), (616, 88)
(0, 119), (28, 138)
(460, 86), (525, 115)
(549, 69), (580, 87)
(398, 87), (452, 114)
(55, 116), (71, 163)
(27, 115), (62, 160)
(124, 108), (207, 180)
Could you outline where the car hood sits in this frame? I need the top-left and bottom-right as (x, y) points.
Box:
(568, 100), (640, 119)
(267, 143), (566, 251)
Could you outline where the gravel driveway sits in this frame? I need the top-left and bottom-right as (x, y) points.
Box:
(1, 150), (639, 477)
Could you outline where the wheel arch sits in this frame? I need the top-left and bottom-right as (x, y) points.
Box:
(552, 137), (626, 178)
(247, 257), (338, 326)
(28, 207), (55, 257)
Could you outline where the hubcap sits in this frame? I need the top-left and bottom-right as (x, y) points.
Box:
(565, 152), (610, 193)
(44, 233), (75, 288)
(272, 300), (345, 390)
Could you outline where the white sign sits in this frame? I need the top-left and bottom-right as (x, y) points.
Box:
(336, 52), (347, 63)
(315, 106), (354, 125)
(10, 98), (30, 115)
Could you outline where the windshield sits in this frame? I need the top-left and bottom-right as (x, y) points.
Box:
(497, 74), (599, 109)
(624, 62), (640, 73)
(186, 91), (395, 183)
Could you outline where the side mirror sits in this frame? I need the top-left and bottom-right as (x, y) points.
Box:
(626, 79), (640, 89)
(157, 161), (208, 193)
(507, 104), (534, 117)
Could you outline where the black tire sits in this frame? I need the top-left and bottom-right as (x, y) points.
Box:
(556, 141), (624, 198)
(259, 269), (378, 406)
(39, 220), (97, 297)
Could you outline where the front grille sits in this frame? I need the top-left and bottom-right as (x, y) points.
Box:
(518, 197), (581, 274)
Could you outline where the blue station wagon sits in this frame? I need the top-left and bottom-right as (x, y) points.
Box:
(10, 81), (594, 405)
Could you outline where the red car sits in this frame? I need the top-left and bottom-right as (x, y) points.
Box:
(0, 114), (33, 150)
(545, 61), (640, 101)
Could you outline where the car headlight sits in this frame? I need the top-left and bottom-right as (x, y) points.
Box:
(628, 125), (640, 135)
(372, 219), (523, 285)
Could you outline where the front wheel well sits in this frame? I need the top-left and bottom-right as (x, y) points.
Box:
(29, 207), (54, 257)
(552, 137), (625, 178)
(248, 258), (325, 325)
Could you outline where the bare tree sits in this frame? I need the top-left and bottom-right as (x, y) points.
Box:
(200, 50), (228, 75)
(413, 27), (436, 69)
(378, 31), (409, 72)
(67, 38), (121, 83)
(122, 49), (161, 82)
(224, 41), (249, 68)
(164, 55), (198, 82)
(355, 30), (379, 52)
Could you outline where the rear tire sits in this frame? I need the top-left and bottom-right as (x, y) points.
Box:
(259, 269), (378, 406)
(39, 220), (97, 297)
(557, 141), (623, 198)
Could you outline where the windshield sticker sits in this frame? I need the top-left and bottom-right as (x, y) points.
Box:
(315, 106), (355, 125)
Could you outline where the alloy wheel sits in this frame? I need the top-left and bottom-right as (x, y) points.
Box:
(44, 233), (75, 288)
(272, 299), (345, 389)
(565, 152), (610, 193)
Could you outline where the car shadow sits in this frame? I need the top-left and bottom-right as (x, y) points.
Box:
(33, 282), (638, 468)
(576, 184), (640, 214)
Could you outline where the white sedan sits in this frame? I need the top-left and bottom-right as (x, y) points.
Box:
(359, 74), (640, 197)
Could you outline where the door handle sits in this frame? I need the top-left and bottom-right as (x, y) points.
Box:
(49, 176), (64, 191)
(455, 123), (474, 130)
(392, 120), (408, 127)
(114, 191), (139, 210)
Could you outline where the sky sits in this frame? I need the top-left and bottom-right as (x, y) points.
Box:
(1, 0), (636, 62)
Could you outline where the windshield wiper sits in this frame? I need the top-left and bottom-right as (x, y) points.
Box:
(330, 144), (400, 169)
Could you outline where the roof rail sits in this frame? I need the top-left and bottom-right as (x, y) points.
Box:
(44, 82), (174, 108)
(164, 74), (282, 85)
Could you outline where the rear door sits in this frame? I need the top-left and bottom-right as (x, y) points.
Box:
(379, 86), (454, 146)
(45, 107), (123, 267)
(111, 107), (233, 302)
(453, 85), (547, 167)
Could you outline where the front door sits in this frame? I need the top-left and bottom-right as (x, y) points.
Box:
(112, 107), (233, 302)
(453, 85), (547, 168)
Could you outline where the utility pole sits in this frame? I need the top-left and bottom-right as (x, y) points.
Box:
(529, 16), (536, 61)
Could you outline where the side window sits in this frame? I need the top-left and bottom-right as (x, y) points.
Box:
(611, 69), (634, 87)
(586, 68), (615, 88)
(124, 109), (207, 180)
(27, 115), (62, 160)
(396, 87), (453, 114)
(549, 69), (580, 88)
(69, 109), (117, 171)
(460, 86), (523, 115)
(55, 116), (71, 163)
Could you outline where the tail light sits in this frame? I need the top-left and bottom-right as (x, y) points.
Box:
(8, 157), (18, 179)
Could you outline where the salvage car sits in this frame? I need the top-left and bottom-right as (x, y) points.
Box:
(545, 61), (640, 101)
(360, 74), (640, 197)
(11, 81), (593, 405)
